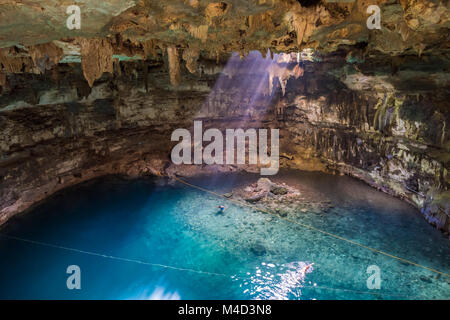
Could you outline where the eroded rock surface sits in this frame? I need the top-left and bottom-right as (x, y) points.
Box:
(228, 178), (333, 220)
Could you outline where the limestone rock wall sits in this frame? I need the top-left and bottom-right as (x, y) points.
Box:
(0, 50), (448, 234)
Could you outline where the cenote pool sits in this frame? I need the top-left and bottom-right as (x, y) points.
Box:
(0, 170), (449, 300)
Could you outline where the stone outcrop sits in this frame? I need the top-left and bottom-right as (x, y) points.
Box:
(229, 178), (333, 218)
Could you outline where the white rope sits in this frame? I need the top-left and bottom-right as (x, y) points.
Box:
(0, 233), (229, 278)
(0, 233), (420, 299)
(173, 176), (450, 278)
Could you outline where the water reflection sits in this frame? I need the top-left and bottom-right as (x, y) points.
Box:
(234, 261), (314, 300)
(124, 285), (181, 300)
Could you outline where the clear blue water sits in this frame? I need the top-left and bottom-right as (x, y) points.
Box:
(0, 170), (449, 300)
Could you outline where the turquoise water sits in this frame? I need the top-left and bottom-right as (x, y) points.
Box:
(0, 170), (449, 300)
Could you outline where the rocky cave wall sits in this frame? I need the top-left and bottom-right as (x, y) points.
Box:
(0, 49), (448, 234)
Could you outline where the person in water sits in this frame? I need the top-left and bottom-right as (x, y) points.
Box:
(218, 205), (226, 213)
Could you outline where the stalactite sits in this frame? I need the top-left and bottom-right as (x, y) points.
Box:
(292, 15), (307, 45)
(142, 40), (157, 58)
(205, 2), (230, 25)
(398, 21), (410, 42)
(182, 47), (200, 74)
(167, 46), (181, 86)
(262, 49), (268, 59)
(27, 42), (63, 74)
(268, 63), (304, 96)
(216, 50), (220, 64)
(186, 0), (199, 8)
(51, 67), (60, 89)
(416, 43), (426, 57)
(144, 61), (149, 93)
(186, 25), (209, 43)
(290, 7), (323, 46)
(113, 58), (121, 77)
(292, 64), (304, 78)
(80, 38), (114, 87)
(0, 47), (29, 73)
(248, 12), (273, 33)
(280, 78), (287, 96)
(0, 73), (6, 87)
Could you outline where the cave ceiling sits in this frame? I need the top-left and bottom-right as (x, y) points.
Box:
(0, 0), (448, 90)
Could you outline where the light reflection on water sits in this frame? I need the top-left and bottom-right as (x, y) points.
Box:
(124, 286), (181, 300)
(0, 171), (448, 299)
(233, 261), (314, 300)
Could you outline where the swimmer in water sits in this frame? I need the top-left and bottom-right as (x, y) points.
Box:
(301, 263), (313, 277)
(218, 205), (226, 213)
(295, 263), (314, 282)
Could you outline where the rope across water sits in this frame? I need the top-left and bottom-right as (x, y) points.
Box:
(172, 176), (450, 278)
(0, 233), (416, 299)
(0, 175), (447, 299)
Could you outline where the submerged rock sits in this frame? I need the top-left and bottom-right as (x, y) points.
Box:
(278, 210), (288, 217)
(271, 186), (288, 195)
(419, 276), (432, 284)
(245, 193), (266, 203)
(257, 178), (273, 192)
(250, 242), (267, 256)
